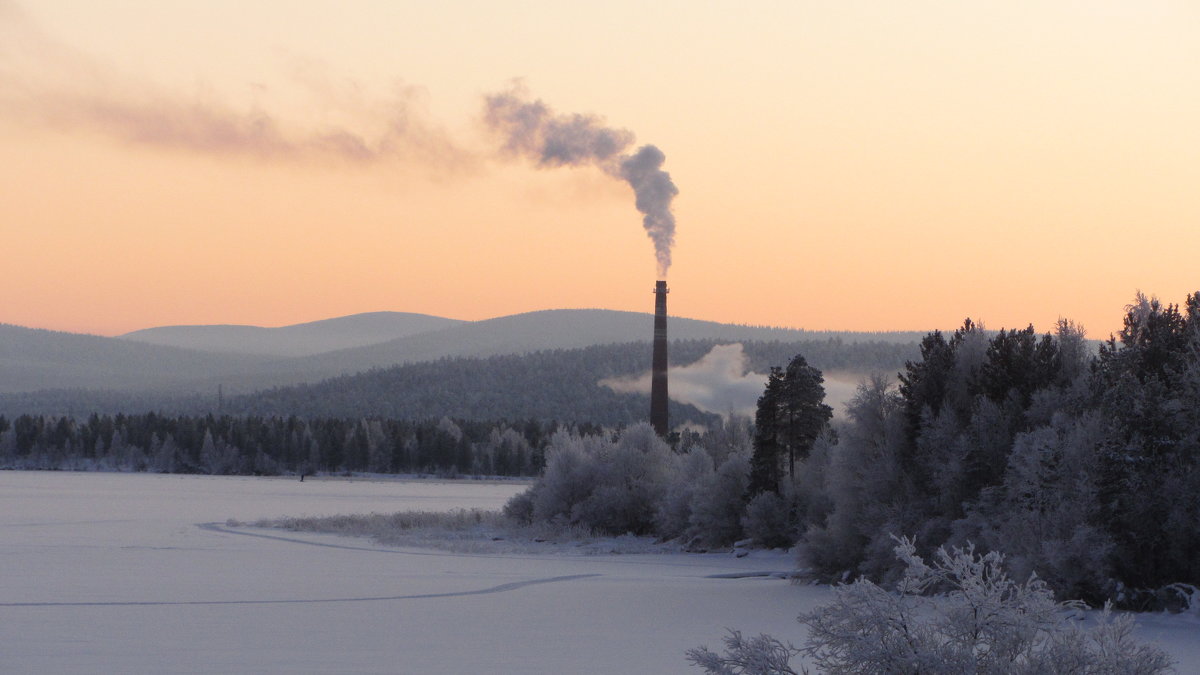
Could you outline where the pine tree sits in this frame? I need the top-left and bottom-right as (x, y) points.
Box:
(777, 354), (833, 480)
(750, 355), (832, 495)
(749, 367), (784, 495)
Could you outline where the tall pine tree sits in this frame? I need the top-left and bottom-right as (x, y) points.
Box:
(749, 355), (832, 494)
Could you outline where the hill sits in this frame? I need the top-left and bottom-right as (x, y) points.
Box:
(0, 310), (925, 419)
(226, 309), (928, 386)
(0, 323), (272, 394)
(119, 312), (464, 357)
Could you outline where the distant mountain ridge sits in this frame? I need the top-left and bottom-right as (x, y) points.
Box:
(0, 323), (270, 394)
(224, 309), (928, 383)
(0, 339), (920, 422)
(119, 312), (465, 357)
(1, 310), (931, 410)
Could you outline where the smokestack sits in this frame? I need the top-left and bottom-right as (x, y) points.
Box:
(651, 280), (669, 436)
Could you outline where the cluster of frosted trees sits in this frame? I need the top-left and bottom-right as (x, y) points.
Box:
(793, 293), (1200, 608)
(502, 418), (808, 551)
(0, 413), (590, 477)
(503, 420), (778, 549)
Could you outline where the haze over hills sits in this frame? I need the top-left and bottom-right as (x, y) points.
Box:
(0, 323), (271, 394)
(0, 338), (920, 422)
(228, 339), (918, 424)
(119, 312), (465, 357)
(226, 309), (929, 385)
(1, 309), (930, 417)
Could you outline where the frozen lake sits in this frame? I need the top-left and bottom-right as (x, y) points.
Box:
(1, 471), (815, 673)
(3, 471), (1197, 673)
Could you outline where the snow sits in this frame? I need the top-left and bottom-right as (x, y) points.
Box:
(2, 471), (1196, 674)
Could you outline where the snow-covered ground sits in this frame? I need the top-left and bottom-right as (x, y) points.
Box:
(2, 471), (1197, 674)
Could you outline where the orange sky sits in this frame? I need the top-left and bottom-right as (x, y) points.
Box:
(2, 0), (1198, 338)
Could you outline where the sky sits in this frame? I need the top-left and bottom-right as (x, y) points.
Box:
(2, 0), (1198, 338)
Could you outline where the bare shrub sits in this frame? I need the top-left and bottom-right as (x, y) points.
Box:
(689, 537), (1173, 674)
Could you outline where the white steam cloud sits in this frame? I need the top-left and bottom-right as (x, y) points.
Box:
(601, 343), (870, 419)
(602, 344), (765, 417)
(484, 85), (678, 277)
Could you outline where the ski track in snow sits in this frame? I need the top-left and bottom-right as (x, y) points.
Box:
(2, 520), (769, 609)
(0, 573), (599, 608)
(198, 521), (763, 570)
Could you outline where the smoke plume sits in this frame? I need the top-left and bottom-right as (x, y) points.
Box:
(485, 86), (678, 277)
(2, 6), (676, 266)
(0, 6), (469, 170)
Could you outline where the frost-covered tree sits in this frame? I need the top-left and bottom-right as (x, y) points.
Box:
(803, 375), (908, 579)
(656, 447), (715, 540)
(527, 429), (603, 525)
(0, 422), (15, 466)
(515, 424), (678, 535)
(962, 413), (1113, 602)
(572, 424), (674, 535)
(742, 490), (795, 549)
(812, 318), (1083, 585)
(1094, 292), (1200, 590)
(150, 432), (179, 473)
(688, 450), (752, 548)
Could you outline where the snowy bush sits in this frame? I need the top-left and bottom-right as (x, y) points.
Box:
(687, 451), (751, 548)
(655, 447), (715, 540)
(502, 488), (535, 524)
(571, 425), (674, 535)
(687, 630), (802, 675)
(506, 422), (764, 545)
(742, 490), (795, 550)
(688, 537), (1173, 674)
(528, 430), (601, 525)
(513, 424), (678, 535)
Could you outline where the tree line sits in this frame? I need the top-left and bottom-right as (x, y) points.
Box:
(0, 413), (604, 477)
